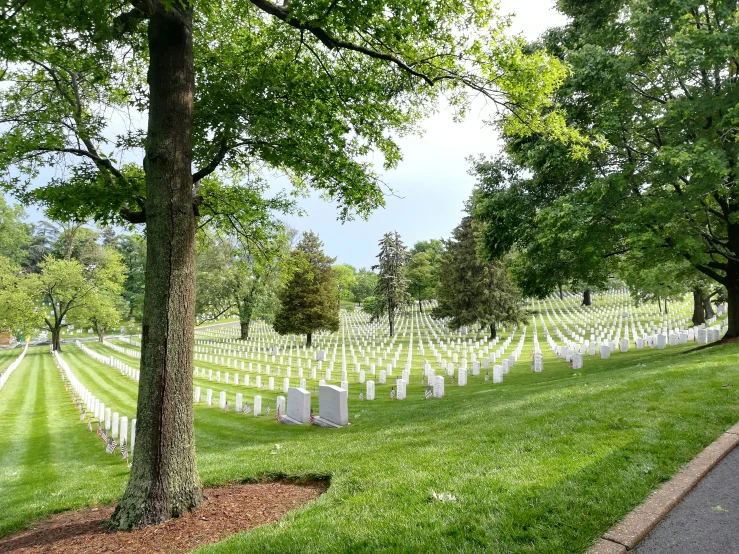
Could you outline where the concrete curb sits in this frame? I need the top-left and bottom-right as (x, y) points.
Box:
(587, 422), (739, 553)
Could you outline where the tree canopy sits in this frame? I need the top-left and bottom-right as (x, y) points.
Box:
(273, 231), (339, 346)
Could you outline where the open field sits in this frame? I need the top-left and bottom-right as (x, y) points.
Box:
(0, 293), (737, 553)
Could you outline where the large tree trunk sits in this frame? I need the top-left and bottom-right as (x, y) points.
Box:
(692, 289), (705, 326)
(558, 283), (563, 300)
(239, 300), (252, 340)
(306, 332), (312, 347)
(51, 326), (61, 352)
(240, 320), (250, 340)
(664, 298), (669, 314)
(418, 297), (423, 313)
(581, 289), (591, 306)
(703, 295), (716, 320)
(657, 296), (662, 313)
(489, 324), (496, 340)
(111, 6), (203, 530)
(388, 307), (395, 337)
(726, 283), (739, 338)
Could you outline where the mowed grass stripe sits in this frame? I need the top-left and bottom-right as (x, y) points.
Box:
(0, 348), (126, 535)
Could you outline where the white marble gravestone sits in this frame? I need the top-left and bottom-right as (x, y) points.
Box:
(396, 379), (407, 400)
(318, 385), (348, 427)
(458, 367), (467, 386)
(366, 380), (375, 400)
(253, 395), (262, 416)
(286, 388), (310, 423)
(433, 375), (445, 398)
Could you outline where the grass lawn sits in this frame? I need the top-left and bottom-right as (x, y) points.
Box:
(0, 312), (737, 553)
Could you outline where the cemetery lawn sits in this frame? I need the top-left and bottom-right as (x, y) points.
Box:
(0, 342), (738, 553)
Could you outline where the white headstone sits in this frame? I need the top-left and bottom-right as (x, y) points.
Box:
(318, 385), (348, 426)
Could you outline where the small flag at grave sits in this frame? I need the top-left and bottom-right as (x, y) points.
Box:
(276, 407), (280, 422)
(243, 402), (251, 415)
(97, 425), (102, 437)
(390, 387), (395, 399)
(106, 437), (117, 454)
(121, 438), (128, 460)
(485, 371), (489, 382)
(309, 408), (314, 424)
(266, 404), (271, 415)
(425, 386), (432, 399)
(359, 392), (364, 400)
(88, 421), (92, 432)
(224, 400), (228, 412)
(101, 426), (108, 443)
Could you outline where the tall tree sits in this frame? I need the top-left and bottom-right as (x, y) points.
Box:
(433, 216), (523, 338)
(273, 231), (338, 346)
(474, 0), (739, 338)
(115, 233), (147, 320)
(350, 268), (378, 306)
(1, 0), (572, 528)
(372, 231), (408, 336)
(34, 248), (126, 351)
(0, 256), (44, 335)
(333, 264), (357, 306)
(0, 197), (32, 264)
(196, 226), (292, 339)
(406, 242), (443, 312)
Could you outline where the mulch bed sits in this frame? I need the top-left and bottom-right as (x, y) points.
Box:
(0, 481), (327, 554)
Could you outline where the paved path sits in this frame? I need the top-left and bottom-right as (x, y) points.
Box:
(633, 445), (739, 554)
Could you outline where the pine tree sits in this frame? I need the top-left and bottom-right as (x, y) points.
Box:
(273, 232), (339, 346)
(372, 232), (409, 337)
(433, 216), (522, 338)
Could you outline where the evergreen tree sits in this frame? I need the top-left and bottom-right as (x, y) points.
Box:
(273, 232), (339, 347)
(372, 232), (409, 337)
(433, 216), (523, 338)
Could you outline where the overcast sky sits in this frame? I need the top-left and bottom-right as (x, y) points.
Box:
(285, 0), (568, 268)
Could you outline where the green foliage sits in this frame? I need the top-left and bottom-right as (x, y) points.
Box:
(350, 269), (377, 305)
(474, 0), (739, 333)
(0, 256), (43, 334)
(433, 215), (523, 334)
(115, 233), (146, 320)
(0, 0), (572, 228)
(361, 296), (377, 315)
(372, 231), (409, 335)
(196, 225), (293, 336)
(333, 264), (357, 303)
(273, 231), (339, 343)
(0, 198), (32, 265)
(34, 248), (126, 349)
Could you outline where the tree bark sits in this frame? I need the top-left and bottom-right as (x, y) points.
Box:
(558, 282), (563, 300)
(692, 288), (705, 326)
(657, 296), (662, 313)
(703, 295), (716, 319)
(238, 299), (252, 340)
(581, 289), (591, 306)
(306, 332), (312, 347)
(240, 320), (250, 340)
(489, 324), (496, 339)
(418, 297), (423, 313)
(111, 6), (203, 530)
(51, 326), (61, 352)
(725, 283), (739, 338)
(664, 298), (669, 314)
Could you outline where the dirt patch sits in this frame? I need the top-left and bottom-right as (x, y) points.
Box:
(683, 336), (739, 354)
(0, 481), (327, 554)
